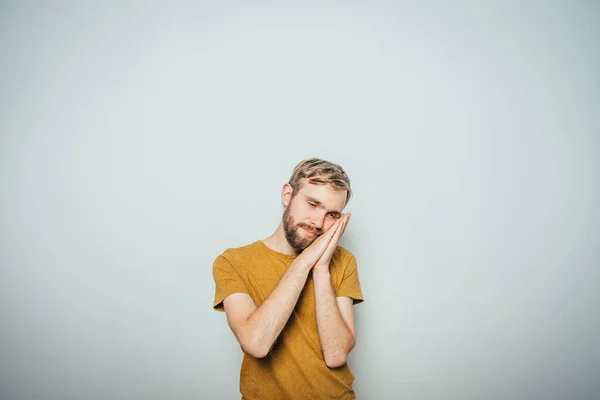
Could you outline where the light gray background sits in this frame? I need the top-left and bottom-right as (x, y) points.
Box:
(1, 1), (598, 399)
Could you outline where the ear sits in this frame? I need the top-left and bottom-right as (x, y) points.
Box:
(281, 183), (293, 207)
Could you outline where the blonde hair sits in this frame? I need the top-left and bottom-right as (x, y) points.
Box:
(288, 158), (352, 206)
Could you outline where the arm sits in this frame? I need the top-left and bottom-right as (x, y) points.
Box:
(314, 270), (357, 368)
(223, 260), (311, 358)
(313, 214), (357, 368)
(223, 223), (339, 359)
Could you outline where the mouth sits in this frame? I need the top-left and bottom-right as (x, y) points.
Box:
(301, 227), (317, 237)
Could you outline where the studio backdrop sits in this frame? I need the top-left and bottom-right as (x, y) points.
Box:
(1, 1), (598, 399)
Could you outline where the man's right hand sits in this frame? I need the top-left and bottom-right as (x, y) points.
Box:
(294, 219), (342, 269)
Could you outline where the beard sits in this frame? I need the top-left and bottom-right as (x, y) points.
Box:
(282, 205), (322, 253)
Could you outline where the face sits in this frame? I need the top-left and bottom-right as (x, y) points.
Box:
(282, 181), (347, 253)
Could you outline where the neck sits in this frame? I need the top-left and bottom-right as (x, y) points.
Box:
(262, 223), (298, 255)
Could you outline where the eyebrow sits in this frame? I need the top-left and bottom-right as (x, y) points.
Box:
(304, 195), (342, 215)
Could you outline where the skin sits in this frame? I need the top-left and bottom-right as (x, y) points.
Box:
(222, 180), (356, 367)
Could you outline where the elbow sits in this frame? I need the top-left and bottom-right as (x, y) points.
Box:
(239, 332), (270, 359)
(324, 338), (355, 368)
(243, 343), (269, 359)
(325, 354), (347, 368)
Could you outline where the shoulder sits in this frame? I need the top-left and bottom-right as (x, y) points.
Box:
(214, 241), (262, 267)
(330, 245), (356, 275)
(333, 245), (355, 264)
(218, 241), (259, 258)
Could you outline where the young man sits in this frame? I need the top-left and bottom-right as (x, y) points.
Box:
(212, 158), (364, 399)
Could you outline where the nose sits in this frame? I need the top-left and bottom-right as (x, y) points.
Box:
(310, 211), (326, 231)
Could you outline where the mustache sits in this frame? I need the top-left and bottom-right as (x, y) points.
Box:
(297, 223), (322, 236)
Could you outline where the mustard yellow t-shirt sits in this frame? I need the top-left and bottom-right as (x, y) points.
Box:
(212, 240), (364, 400)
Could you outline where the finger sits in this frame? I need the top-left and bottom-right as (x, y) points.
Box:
(321, 219), (342, 246)
(336, 214), (348, 237)
(333, 217), (345, 241)
(323, 219), (341, 240)
(325, 219), (344, 253)
(320, 220), (343, 260)
(312, 219), (340, 250)
(313, 220), (338, 242)
(327, 219), (342, 243)
(341, 213), (351, 235)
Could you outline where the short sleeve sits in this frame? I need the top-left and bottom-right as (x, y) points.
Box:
(336, 254), (364, 305)
(212, 254), (250, 312)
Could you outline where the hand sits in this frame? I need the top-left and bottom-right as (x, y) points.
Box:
(314, 213), (351, 273)
(294, 219), (341, 269)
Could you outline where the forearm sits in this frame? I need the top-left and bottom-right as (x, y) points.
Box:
(313, 270), (355, 368)
(244, 260), (311, 357)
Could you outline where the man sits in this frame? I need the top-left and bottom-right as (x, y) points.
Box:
(212, 158), (364, 399)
